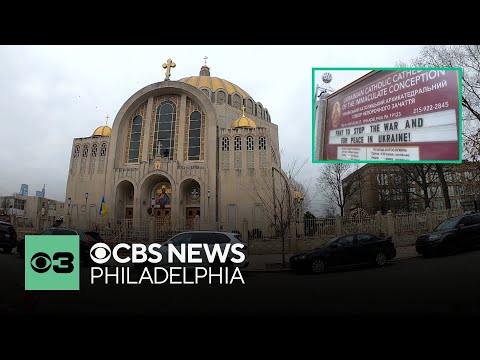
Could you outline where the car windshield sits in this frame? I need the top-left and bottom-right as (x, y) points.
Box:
(435, 217), (461, 231)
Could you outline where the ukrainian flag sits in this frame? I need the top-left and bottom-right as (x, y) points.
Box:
(99, 196), (107, 216)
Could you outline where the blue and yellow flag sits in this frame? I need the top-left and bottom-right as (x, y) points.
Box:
(99, 196), (107, 217)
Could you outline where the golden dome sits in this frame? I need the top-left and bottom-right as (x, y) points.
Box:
(92, 125), (112, 137)
(179, 75), (251, 99)
(231, 106), (256, 129)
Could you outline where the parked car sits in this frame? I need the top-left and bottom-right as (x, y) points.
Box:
(0, 221), (18, 253)
(134, 231), (249, 270)
(17, 227), (101, 264)
(290, 233), (396, 274)
(416, 213), (480, 256)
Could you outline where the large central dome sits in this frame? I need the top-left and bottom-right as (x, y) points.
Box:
(178, 65), (251, 99)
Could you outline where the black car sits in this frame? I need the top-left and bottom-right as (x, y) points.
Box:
(0, 221), (17, 253)
(17, 227), (101, 264)
(416, 213), (480, 256)
(290, 233), (396, 274)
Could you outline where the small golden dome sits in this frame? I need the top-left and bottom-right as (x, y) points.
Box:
(92, 125), (112, 137)
(231, 106), (256, 129)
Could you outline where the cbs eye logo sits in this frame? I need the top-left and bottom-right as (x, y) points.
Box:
(25, 234), (79, 291)
(30, 252), (75, 273)
(90, 243), (112, 264)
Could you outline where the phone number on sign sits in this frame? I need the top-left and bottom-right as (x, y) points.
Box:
(413, 102), (449, 114)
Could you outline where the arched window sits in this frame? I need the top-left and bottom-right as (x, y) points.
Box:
(91, 143), (98, 157)
(246, 136), (254, 169)
(232, 94), (242, 109)
(188, 111), (202, 161)
(82, 145), (89, 157)
(217, 91), (226, 105)
(234, 136), (242, 169)
(154, 101), (176, 160)
(128, 115), (143, 163)
(234, 136), (242, 151)
(265, 110), (270, 122)
(257, 104), (263, 119)
(100, 143), (107, 157)
(259, 136), (267, 168)
(246, 99), (254, 114)
(221, 137), (230, 170)
(73, 145), (80, 158)
(201, 89), (209, 98)
(222, 137), (230, 151)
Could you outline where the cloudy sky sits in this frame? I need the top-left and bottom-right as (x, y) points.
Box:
(0, 45), (422, 214)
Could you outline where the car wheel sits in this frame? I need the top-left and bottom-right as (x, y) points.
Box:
(310, 258), (326, 274)
(374, 251), (387, 266)
(3, 247), (12, 254)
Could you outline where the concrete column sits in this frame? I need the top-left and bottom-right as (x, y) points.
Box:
(242, 218), (248, 243)
(386, 210), (395, 236)
(335, 215), (342, 236)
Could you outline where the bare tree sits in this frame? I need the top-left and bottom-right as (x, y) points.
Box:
(317, 164), (364, 216)
(245, 158), (308, 267)
(398, 164), (440, 210)
(398, 45), (480, 160)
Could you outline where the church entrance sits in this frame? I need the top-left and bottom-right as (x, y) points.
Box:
(115, 180), (135, 223)
(186, 207), (200, 229)
(179, 178), (202, 230)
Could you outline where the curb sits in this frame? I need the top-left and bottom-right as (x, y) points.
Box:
(247, 252), (420, 272)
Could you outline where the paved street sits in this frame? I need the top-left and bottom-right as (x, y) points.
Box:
(2, 248), (480, 316)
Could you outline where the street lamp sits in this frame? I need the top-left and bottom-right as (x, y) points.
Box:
(85, 192), (89, 228)
(67, 197), (71, 215)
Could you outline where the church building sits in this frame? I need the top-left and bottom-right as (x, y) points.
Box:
(65, 60), (285, 238)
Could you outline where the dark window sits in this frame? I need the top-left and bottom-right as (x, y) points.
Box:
(210, 233), (230, 244)
(188, 111), (202, 160)
(357, 234), (376, 243)
(73, 145), (80, 158)
(217, 91), (226, 104)
(460, 217), (473, 226)
(54, 229), (77, 235)
(82, 145), (89, 157)
(0, 224), (12, 232)
(338, 235), (355, 246)
(234, 136), (241, 151)
(259, 136), (266, 150)
(154, 101), (176, 160)
(470, 215), (480, 225)
(233, 94), (242, 109)
(91, 143), (98, 157)
(40, 229), (55, 235)
(190, 233), (210, 244)
(128, 115), (143, 163)
(246, 99), (253, 114)
(222, 137), (230, 151)
(246, 136), (254, 151)
(100, 143), (107, 157)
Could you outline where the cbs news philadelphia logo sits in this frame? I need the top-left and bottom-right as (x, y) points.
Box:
(25, 235), (79, 290)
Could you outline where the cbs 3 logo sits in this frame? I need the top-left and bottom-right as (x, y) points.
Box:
(30, 252), (74, 274)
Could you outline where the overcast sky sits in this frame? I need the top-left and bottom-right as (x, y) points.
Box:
(0, 45), (422, 214)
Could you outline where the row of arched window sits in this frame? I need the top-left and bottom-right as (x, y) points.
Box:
(73, 142), (108, 158)
(126, 100), (203, 163)
(221, 136), (267, 152)
(200, 89), (271, 122)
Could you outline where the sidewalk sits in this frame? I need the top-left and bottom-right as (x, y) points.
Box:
(245, 245), (419, 272)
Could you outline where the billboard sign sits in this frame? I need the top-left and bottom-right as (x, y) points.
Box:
(322, 69), (461, 162)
